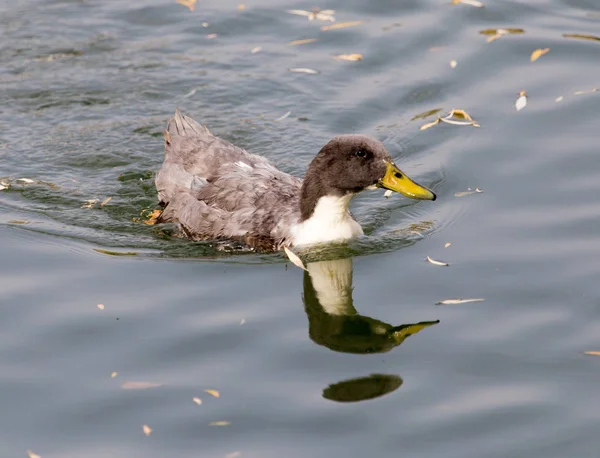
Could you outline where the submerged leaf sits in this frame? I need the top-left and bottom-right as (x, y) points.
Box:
(284, 246), (307, 271)
(563, 33), (600, 42)
(530, 48), (550, 62)
(94, 249), (138, 256)
(321, 21), (364, 31)
(209, 421), (231, 426)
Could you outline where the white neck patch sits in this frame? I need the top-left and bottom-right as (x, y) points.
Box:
(291, 194), (363, 247)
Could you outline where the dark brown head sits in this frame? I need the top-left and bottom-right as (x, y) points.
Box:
(300, 135), (436, 220)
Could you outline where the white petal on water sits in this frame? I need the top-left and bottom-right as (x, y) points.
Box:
(97, 303), (105, 310)
(288, 67), (319, 74)
(452, 0), (485, 6)
(193, 397), (202, 405)
(143, 425), (152, 436)
(287, 9), (312, 17)
(274, 111), (291, 121)
(27, 451), (41, 458)
(515, 92), (527, 111)
(426, 256), (449, 266)
(251, 46), (262, 54)
(440, 118), (475, 126)
(17, 178), (35, 184)
(555, 96), (563, 102)
(445, 242), (452, 248)
(284, 246), (308, 271)
(384, 190), (393, 198)
(0, 184), (6, 191)
(436, 298), (485, 305)
(450, 59), (457, 68)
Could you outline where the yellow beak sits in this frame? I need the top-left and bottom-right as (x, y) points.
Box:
(378, 162), (436, 201)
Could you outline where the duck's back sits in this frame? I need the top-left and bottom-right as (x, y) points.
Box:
(156, 110), (302, 250)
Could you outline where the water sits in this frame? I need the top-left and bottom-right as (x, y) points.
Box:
(2, 0), (600, 456)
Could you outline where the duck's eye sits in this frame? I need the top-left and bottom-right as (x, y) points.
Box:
(355, 150), (367, 158)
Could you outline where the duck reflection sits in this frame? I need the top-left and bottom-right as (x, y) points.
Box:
(303, 257), (439, 354)
(302, 257), (439, 403)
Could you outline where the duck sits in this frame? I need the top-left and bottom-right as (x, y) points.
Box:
(156, 109), (436, 251)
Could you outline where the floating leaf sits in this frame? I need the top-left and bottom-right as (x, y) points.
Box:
(209, 421), (231, 426)
(121, 381), (163, 390)
(237, 3), (245, 11)
(284, 246), (307, 271)
(27, 451), (41, 458)
(436, 298), (484, 305)
(205, 389), (220, 398)
(530, 48), (550, 62)
(100, 197), (112, 206)
(515, 90), (527, 111)
(455, 188), (483, 197)
(193, 397), (203, 405)
(584, 351), (600, 356)
(251, 46), (262, 54)
(288, 68), (319, 74)
(420, 117), (441, 130)
(176, 0), (196, 12)
(426, 256), (449, 267)
(143, 425), (152, 436)
(111, 372), (118, 378)
(0, 184), (7, 191)
(452, 0), (484, 6)
(288, 38), (318, 46)
(555, 95), (564, 102)
(480, 28), (524, 43)
(334, 53), (363, 61)
(143, 209), (162, 225)
(445, 242), (451, 248)
(287, 9), (335, 22)
(97, 303), (105, 310)
(563, 33), (600, 42)
(274, 111), (291, 122)
(321, 21), (364, 31)
(8, 220), (29, 225)
(574, 88), (599, 95)
(450, 59), (457, 68)
(81, 199), (98, 209)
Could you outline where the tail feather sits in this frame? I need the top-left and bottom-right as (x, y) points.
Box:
(167, 108), (211, 137)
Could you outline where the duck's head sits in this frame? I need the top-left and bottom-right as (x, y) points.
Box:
(300, 135), (436, 220)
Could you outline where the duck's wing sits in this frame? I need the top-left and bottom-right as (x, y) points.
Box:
(156, 110), (303, 250)
(156, 109), (271, 204)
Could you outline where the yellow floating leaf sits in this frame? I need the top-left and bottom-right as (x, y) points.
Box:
(205, 389), (220, 398)
(8, 220), (29, 225)
(563, 33), (600, 42)
(420, 117), (441, 130)
(584, 351), (600, 356)
(283, 246), (307, 271)
(530, 48), (550, 62)
(121, 381), (163, 390)
(143, 424), (152, 436)
(101, 196), (112, 206)
(27, 451), (41, 458)
(288, 38), (318, 46)
(480, 28), (524, 36)
(448, 109), (473, 120)
(111, 372), (118, 378)
(209, 421), (231, 426)
(144, 209), (162, 225)
(321, 21), (364, 31)
(176, 0), (196, 12)
(193, 397), (203, 405)
(333, 53), (363, 61)
(97, 303), (105, 310)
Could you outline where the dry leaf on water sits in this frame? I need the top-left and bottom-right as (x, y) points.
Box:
(530, 48), (550, 62)
(97, 303), (105, 310)
(121, 381), (163, 390)
(288, 68), (319, 74)
(455, 188), (483, 197)
(515, 90), (527, 111)
(452, 0), (485, 7)
(100, 196), (112, 206)
(333, 53), (363, 61)
(436, 298), (485, 305)
(563, 33), (600, 42)
(27, 451), (41, 458)
(176, 0), (196, 12)
(209, 421), (231, 426)
(321, 21), (364, 31)
(205, 389), (220, 398)
(420, 117), (441, 130)
(82, 199), (98, 209)
(288, 38), (318, 46)
(584, 351), (600, 356)
(284, 246), (307, 271)
(422, 109), (480, 129)
(426, 256), (449, 267)
(480, 28), (524, 43)
(143, 425), (152, 436)
(17, 178), (35, 184)
(193, 397), (203, 405)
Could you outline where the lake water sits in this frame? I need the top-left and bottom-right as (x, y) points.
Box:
(2, 0), (600, 457)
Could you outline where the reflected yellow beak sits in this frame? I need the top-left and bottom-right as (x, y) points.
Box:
(378, 162), (436, 201)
